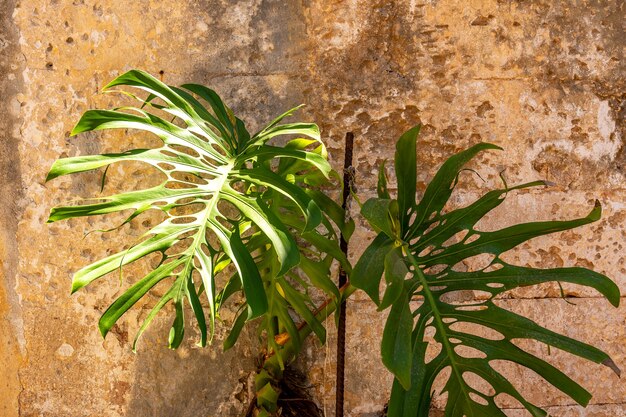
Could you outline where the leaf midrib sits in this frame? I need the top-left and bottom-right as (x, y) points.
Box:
(174, 161), (234, 301)
(407, 248), (476, 417)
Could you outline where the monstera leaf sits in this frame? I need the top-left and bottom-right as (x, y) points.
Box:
(47, 70), (348, 352)
(352, 126), (620, 416)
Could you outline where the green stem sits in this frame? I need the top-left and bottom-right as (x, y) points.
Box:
(267, 283), (357, 371)
(253, 284), (357, 415)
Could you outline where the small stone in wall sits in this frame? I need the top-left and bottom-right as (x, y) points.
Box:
(55, 343), (74, 358)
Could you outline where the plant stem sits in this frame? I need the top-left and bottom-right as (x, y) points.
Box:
(251, 283), (358, 416)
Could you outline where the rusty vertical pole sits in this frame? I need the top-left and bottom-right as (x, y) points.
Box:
(335, 131), (354, 417)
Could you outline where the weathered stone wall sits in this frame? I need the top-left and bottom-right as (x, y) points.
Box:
(0, 1), (623, 416)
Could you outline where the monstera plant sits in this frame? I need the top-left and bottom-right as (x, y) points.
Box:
(46, 70), (350, 414)
(47, 70), (619, 417)
(351, 126), (620, 416)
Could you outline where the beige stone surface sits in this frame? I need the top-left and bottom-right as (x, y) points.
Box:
(0, 0), (623, 416)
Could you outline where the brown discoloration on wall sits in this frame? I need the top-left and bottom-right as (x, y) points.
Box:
(1, 0), (624, 416)
(0, 1), (25, 416)
(299, 1), (625, 416)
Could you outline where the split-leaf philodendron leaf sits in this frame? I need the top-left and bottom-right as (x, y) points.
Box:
(47, 70), (351, 353)
(352, 125), (620, 417)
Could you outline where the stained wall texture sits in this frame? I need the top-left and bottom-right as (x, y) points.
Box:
(0, 1), (624, 416)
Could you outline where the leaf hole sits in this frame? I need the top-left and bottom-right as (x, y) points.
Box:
(190, 129), (210, 143)
(423, 220), (441, 235)
(217, 200), (240, 220)
(468, 392), (489, 406)
(425, 341), (443, 364)
(494, 393), (523, 410)
(170, 144), (200, 158)
(440, 290), (488, 304)
(424, 325), (437, 339)
(482, 263), (504, 273)
(171, 171), (208, 185)
(455, 305), (488, 311)
(177, 230), (197, 240)
(230, 180), (246, 192)
(157, 163), (176, 171)
(216, 216), (232, 230)
(165, 181), (197, 190)
(423, 264), (448, 275)
(418, 245), (435, 257)
(171, 216), (197, 225)
(170, 202), (206, 216)
(200, 243), (211, 256)
(211, 143), (227, 157)
(173, 197), (197, 205)
(240, 224), (257, 240)
(431, 367), (451, 401)
(463, 233), (480, 244)
(463, 371), (496, 397)
(455, 345), (487, 359)
(412, 284), (423, 294)
(449, 322), (504, 341)
(160, 150), (178, 158)
(202, 155), (220, 167)
(147, 252), (165, 269)
(441, 229), (469, 248)
(171, 263), (186, 275)
(452, 253), (495, 273)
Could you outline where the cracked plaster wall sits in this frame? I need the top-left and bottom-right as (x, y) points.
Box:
(0, 1), (624, 416)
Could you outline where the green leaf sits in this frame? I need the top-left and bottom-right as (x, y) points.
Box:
(185, 273), (208, 347)
(394, 125), (420, 229)
(223, 307), (249, 351)
(247, 122), (321, 150)
(168, 299), (185, 349)
(306, 189), (353, 238)
(356, 126), (620, 416)
(237, 167), (322, 232)
(245, 146), (332, 178)
(378, 247), (407, 311)
(256, 382), (279, 412)
(299, 256), (340, 300)
(351, 233), (394, 304)
(361, 198), (400, 239)
(407, 141), (502, 238)
(278, 277), (326, 344)
(48, 70), (345, 352)
(381, 290), (413, 389)
(98, 259), (184, 338)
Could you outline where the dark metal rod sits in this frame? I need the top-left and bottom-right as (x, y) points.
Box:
(335, 131), (354, 417)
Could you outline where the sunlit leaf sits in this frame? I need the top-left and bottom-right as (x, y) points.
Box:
(48, 70), (345, 351)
